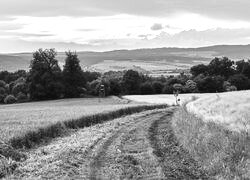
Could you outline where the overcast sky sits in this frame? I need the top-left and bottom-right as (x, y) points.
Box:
(1, 0), (250, 53)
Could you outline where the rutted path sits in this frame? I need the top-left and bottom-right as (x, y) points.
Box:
(8, 107), (207, 179)
(87, 111), (168, 179)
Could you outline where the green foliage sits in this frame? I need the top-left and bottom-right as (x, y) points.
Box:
(194, 75), (224, 93)
(152, 81), (164, 94)
(0, 70), (27, 84)
(16, 92), (29, 103)
(0, 80), (6, 88)
(140, 82), (154, 95)
(228, 74), (250, 90)
(162, 84), (174, 94)
(173, 83), (183, 92)
(63, 51), (86, 98)
(28, 49), (64, 100)
(190, 64), (208, 76)
(122, 70), (141, 95)
(12, 82), (27, 96)
(4, 95), (17, 104)
(109, 78), (122, 95)
(185, 80), (198, 93)
(208, 57), (235, 78)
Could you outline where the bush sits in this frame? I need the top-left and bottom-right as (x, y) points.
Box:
(152, 81), (164, 94)
(140, 82), (154, 95)
(4, 95), (17, 104)
(16, 92), (29, 103)
(0, 80), (6, 88)
(12, 82), (27, 96)
(162, 84), (174, 94)
(185, 80), (198, 93)
(228, 74), (250, 90)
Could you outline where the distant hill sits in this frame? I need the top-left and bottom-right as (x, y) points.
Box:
(1, 44), (250, 72)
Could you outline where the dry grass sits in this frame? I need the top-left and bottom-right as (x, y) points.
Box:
(0, 96), (141, 143)
(172, 107), (250, 179)
(123, 93), (211, 106)
(187, 90), (250, 132)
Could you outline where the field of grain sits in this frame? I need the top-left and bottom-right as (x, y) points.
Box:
(123, 93), (211, 106)
(186, 90), (250, 132)
(125, 91), (250, 132)
(0, 96), (143, 142)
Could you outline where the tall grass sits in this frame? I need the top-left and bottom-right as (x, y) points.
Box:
(172, 107), (250, 179)
(9, 104), (167, 149)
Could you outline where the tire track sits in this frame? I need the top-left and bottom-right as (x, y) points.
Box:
(148, 108), (208, 179)
(88, 110), (170, 180)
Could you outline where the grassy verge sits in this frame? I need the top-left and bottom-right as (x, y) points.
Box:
(172, 106), (250, 179)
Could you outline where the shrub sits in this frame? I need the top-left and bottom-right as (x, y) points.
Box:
(12, 82), (27, 96)
(16, 92), (29, 103)
(228, 74), (250, 90)
(109, 79), (122, 95)
(0, 80), (6, 88)
(185, 80), (198, 93)
(162, 84), (174, 94)
(173, 83), (183, 92)
(152, 81), (164, 94)
(4, 95), (17, 104)
(140, 82), (154, 95)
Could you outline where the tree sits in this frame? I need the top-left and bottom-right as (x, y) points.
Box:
(228, 74), (249, 90)
(63, 51), (85, 98)
(122, 70), (141, 94)
(140, 82), (154, 95)
(185, 80), (198, 93)
(109, 78), (122, 95)
(236, 60), (250, 79)
(194, 74), (224, 93)
(28, 49), (64, 100)
(208, 57), (235, 78)
(152, 81), (164, 94)
(190, 64), (208, 77)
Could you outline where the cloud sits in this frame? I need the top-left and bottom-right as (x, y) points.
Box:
(151, 23), (163, 31)
(0, 0), (250, 21)
(77, 28), (97, 32)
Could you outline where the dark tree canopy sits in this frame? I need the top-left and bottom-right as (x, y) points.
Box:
(122, 70), (141, 94)
(236, 60), (250, 79)
(28, 49), (64, 100)
(63, 51), (86, 98)
(228, 74), (250, 90)
(208, 57), (235, 78)
(190, 64), (209, 77)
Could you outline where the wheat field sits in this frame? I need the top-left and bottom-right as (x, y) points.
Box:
(186, 90), (250, 132)
(0, 96), (142, 142)
(125, 91), (250, 132)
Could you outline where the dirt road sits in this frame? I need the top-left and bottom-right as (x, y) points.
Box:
(10, 107), (206, 179)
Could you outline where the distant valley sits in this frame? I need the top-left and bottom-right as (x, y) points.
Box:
(1, 44), (250, 76)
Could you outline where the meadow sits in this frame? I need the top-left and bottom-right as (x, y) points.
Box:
(0, 96), (143, 143)
(124, 91), (250, 132)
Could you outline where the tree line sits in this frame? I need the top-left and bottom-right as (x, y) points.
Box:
(0, 49), (250, 104)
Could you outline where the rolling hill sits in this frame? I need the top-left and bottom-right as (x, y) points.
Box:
(1, 44), (250, 73)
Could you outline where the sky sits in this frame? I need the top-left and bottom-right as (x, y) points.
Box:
(1, 0), (250, 53)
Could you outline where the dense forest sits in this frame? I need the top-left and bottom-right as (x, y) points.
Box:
(0, 48), (250, 104)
